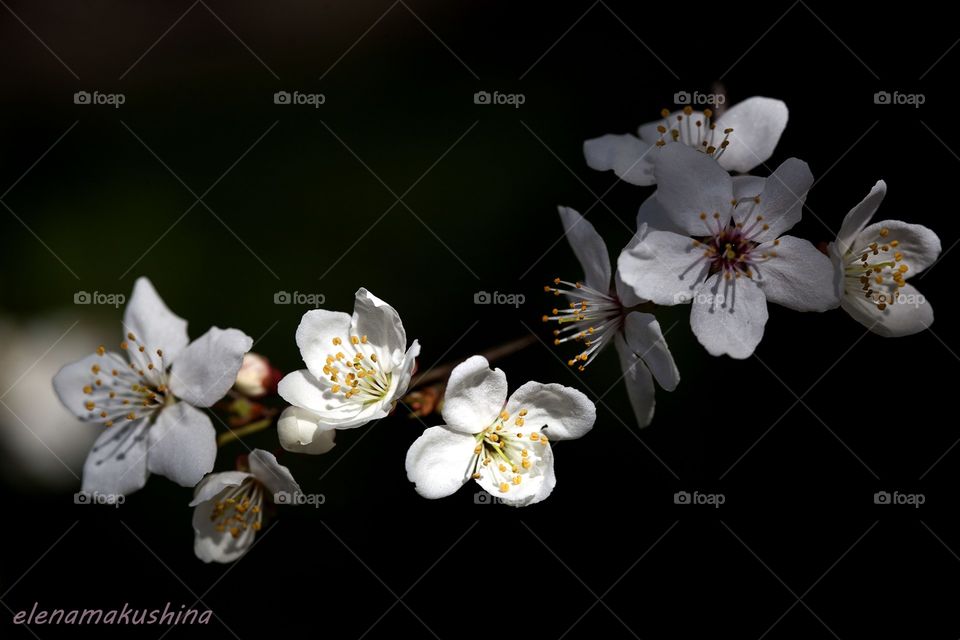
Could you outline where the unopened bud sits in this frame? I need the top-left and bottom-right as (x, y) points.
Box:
(234, 353), (279, 397)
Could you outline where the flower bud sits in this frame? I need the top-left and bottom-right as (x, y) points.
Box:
(234, 353), (279, 398)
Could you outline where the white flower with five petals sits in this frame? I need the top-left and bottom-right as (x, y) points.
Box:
(191, 449), (300, 564)
(277, 288), (420, 451)
(52, 277), (253, 496)
(618, 144), (838, 359)
(543, 206), (679, 427)
(405, 356), (595, 507)
(584, 96), (788, 186)
(829, 180), (941, 336)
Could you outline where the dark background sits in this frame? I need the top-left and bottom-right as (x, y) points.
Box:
(1, 1), (958, 637)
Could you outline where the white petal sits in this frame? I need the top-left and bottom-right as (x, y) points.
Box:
(842, 282), (934, 337)
(690, 274), (768, 359)
(614, 334), (656, 428)
(750, 157), (813, 243)
(636, 190), (686, 235)
(277, 369), (376, 428)
(146, 402), (216, 487)
(81, 419), (150, 496)
(248, 449), (302, 499)
(622, 311), (680, 390)
(754, 236), (839, 311)
(122, 277), (189, 362)
(391, 340), (421, 402)
(714, 97), (789, 173)
(295, 309), (353, 379)
(558, 206), (611, 292)
(190, 471), (252, 506)
(440, 356), (507, 434)
(475, 441), (556, 507)
(52, 353), (108, 420)
(583, 133), (656, 186)
(505, 381), (596, 441)
(169, 327), (253, 408)
(858, 220), (941, 277)
(350, 288), (407, 367)
(835, 180), (886, 255)
(192, 492), (256, 564)
(732, 175), (767, 199)
(277, 406), (338, 455)
(653, 143), (734, 235)
(405, 426), (476, 499)
(617, 227), (708, 306)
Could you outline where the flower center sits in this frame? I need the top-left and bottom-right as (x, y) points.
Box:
(210, 478), (263, 538)
(690, 197), (778, 281)
(654, 106), (734, 160)
(319, 334), (392, 404)
(470, 409), (549, 494)
(81, 332), (170, 428)
(843, 227), (909, 311)
(543, 279), (624, 371)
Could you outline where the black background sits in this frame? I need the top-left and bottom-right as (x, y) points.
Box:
(2, 1), (958, 638)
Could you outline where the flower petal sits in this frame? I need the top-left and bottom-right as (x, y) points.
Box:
(81, 419), (150, 496)
(248, 448), (301, 499)
(277, 406), (338, 454)
(842, 282), (934, 337)
(754, 236), (839, 311)
(122, 277), (189, 363)
(441, 355), (507, 434)
(690, 274), (768, 359)
(858, 220), (941, 277)
(169, 327), (253, 408)
(53, 353), (108, 420)
(405, 426), (476, 499)
(505, 381), (596, 441)
(750, 158), (813, 243)
(295, 309), (353, 379)
(474, 443), (556, 507)
(653, 143), (734, 236)
(617, 227), (708, 306)
(714, 97), (789, 173)
(351, 288), (407, 367)
(835, 180), (886, 255)
(146, 402), (216, 487)
(190, 471), (251, 506)
(277, 369), (379, 428)
(622, 311), (680, 391)
(614, 333), (656, 428)
(558, 206), (611, 292)
(192, 492), (256, 564)
(583, 133), (656, 186)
